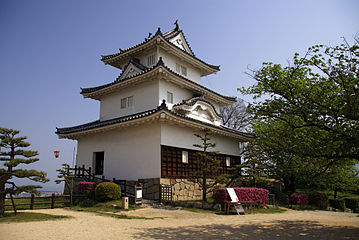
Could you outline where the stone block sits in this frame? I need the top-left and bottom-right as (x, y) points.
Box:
(160, 178), (170, 185)
(171, 179), (176, 185)
(174, 184), (180, 192)
(183, 189), (188, 196)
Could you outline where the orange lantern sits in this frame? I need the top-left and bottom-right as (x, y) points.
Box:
(54, 151), (60, 158)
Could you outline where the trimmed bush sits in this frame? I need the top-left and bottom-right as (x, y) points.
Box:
(215, 187), (269, 206)
(308, 192), (329, 210)
(95, 182), (121, 202)
(329, 199), (346, 211)
(344, 198), (359, 213)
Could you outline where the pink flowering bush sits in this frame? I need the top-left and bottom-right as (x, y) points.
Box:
(215, 187), (269, 206)
(290, 193), (308, 205)
(78, 181), (97, 194)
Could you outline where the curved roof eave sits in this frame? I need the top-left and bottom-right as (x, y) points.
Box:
(80, 60), (235, 104)
(56, 103), (255, 141)
(101, 32), (219, 74)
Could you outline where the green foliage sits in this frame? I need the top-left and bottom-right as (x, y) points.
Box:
(55, 163), (75, 196)
(0, 128), (49, 215)
(78, 198), (96, 207)
(308, 192), (329, 210)
(95, 182), (121, 202)
(239, 38), (359, 192)
(344, 198), (359, 213)
(329, 199), (346, 211)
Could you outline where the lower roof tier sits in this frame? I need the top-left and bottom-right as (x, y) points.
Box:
(56, 101), (254, 141)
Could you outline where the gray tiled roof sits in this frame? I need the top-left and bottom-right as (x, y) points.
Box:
(56, 100), (254, 139)
(81, 58), (235, 103)
(100, 26), (219, 71)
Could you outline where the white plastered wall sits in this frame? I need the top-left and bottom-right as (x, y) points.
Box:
(76, 123), (161, 180)
(160, 123), (241, 156)
(158, 79), (193, 108)
(159, 49), (201, 84)
(99, 80), (159, 121)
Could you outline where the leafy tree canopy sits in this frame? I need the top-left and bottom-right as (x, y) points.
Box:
(239, 38), (359, 192)
(0, 128), (49, 215)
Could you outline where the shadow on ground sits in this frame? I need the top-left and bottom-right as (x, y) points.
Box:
(134, 220), (359, 240)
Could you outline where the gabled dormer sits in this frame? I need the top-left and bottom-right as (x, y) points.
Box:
(173, 97), (222, 126)
(118, 57), (147, 81)
(163, 20), (194, 56)
(101, 22), (219, 79)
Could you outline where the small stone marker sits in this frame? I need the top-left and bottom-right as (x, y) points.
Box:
(122, 197), (129, 210)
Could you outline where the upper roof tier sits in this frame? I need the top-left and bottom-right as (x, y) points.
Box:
(81, 58), (235, 105)
(101, 21), (220, 77)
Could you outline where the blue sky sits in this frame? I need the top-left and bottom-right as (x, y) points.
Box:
(1, 0), (358, 191)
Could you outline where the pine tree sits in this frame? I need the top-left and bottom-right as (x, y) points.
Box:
(191, 129), (221, 202)
(0, 128), (49, 215)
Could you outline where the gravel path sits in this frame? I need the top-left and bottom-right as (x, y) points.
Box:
(1, 207), (359, 240)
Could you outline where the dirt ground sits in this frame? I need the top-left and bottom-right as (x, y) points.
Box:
(1, 206), (359, 240)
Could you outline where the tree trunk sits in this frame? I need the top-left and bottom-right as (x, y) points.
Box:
(0, 185), (6, 216)
(202, 176), (207, 203)
(334, 187), (338, 199)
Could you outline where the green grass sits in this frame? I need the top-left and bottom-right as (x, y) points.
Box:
(252, 207), (287, 214)
(182, 207), (222, 214)
(68, 199), (155, 220)
(289, 205), (321, 211)
(68, 199), (141, 213)
(0, 212), (71, 223)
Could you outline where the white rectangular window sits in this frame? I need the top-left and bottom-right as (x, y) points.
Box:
(147, 54), (155, 66)
(128, 96), (133, 107)
(181, 65), (187, 76)
(121, 98), (127, 109)
(176, 63), (181, 73)
(175, 63), (187, 76)
(226, 156), (231, 167)
(182, 151), (188, 163)
(121, 96), (134, 109)
(167, 91), (173, 104)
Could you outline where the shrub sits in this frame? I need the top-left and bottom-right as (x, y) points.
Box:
(344, 198), (359, 213)
(329, 199), (346, 211)
(214, 187), (269, 206)
(290, 194), (308, 205)
(272, 190), (289, 206)
(95, 182), (121, 202)
(78, 182), (97, 194)
(308, 192), (329, 210)
(79, 198), (96, 207)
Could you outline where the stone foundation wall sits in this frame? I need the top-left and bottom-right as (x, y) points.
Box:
(139, 177), (216, 201)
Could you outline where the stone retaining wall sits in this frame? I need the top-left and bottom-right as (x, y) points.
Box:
(139, 177), (216, 201)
